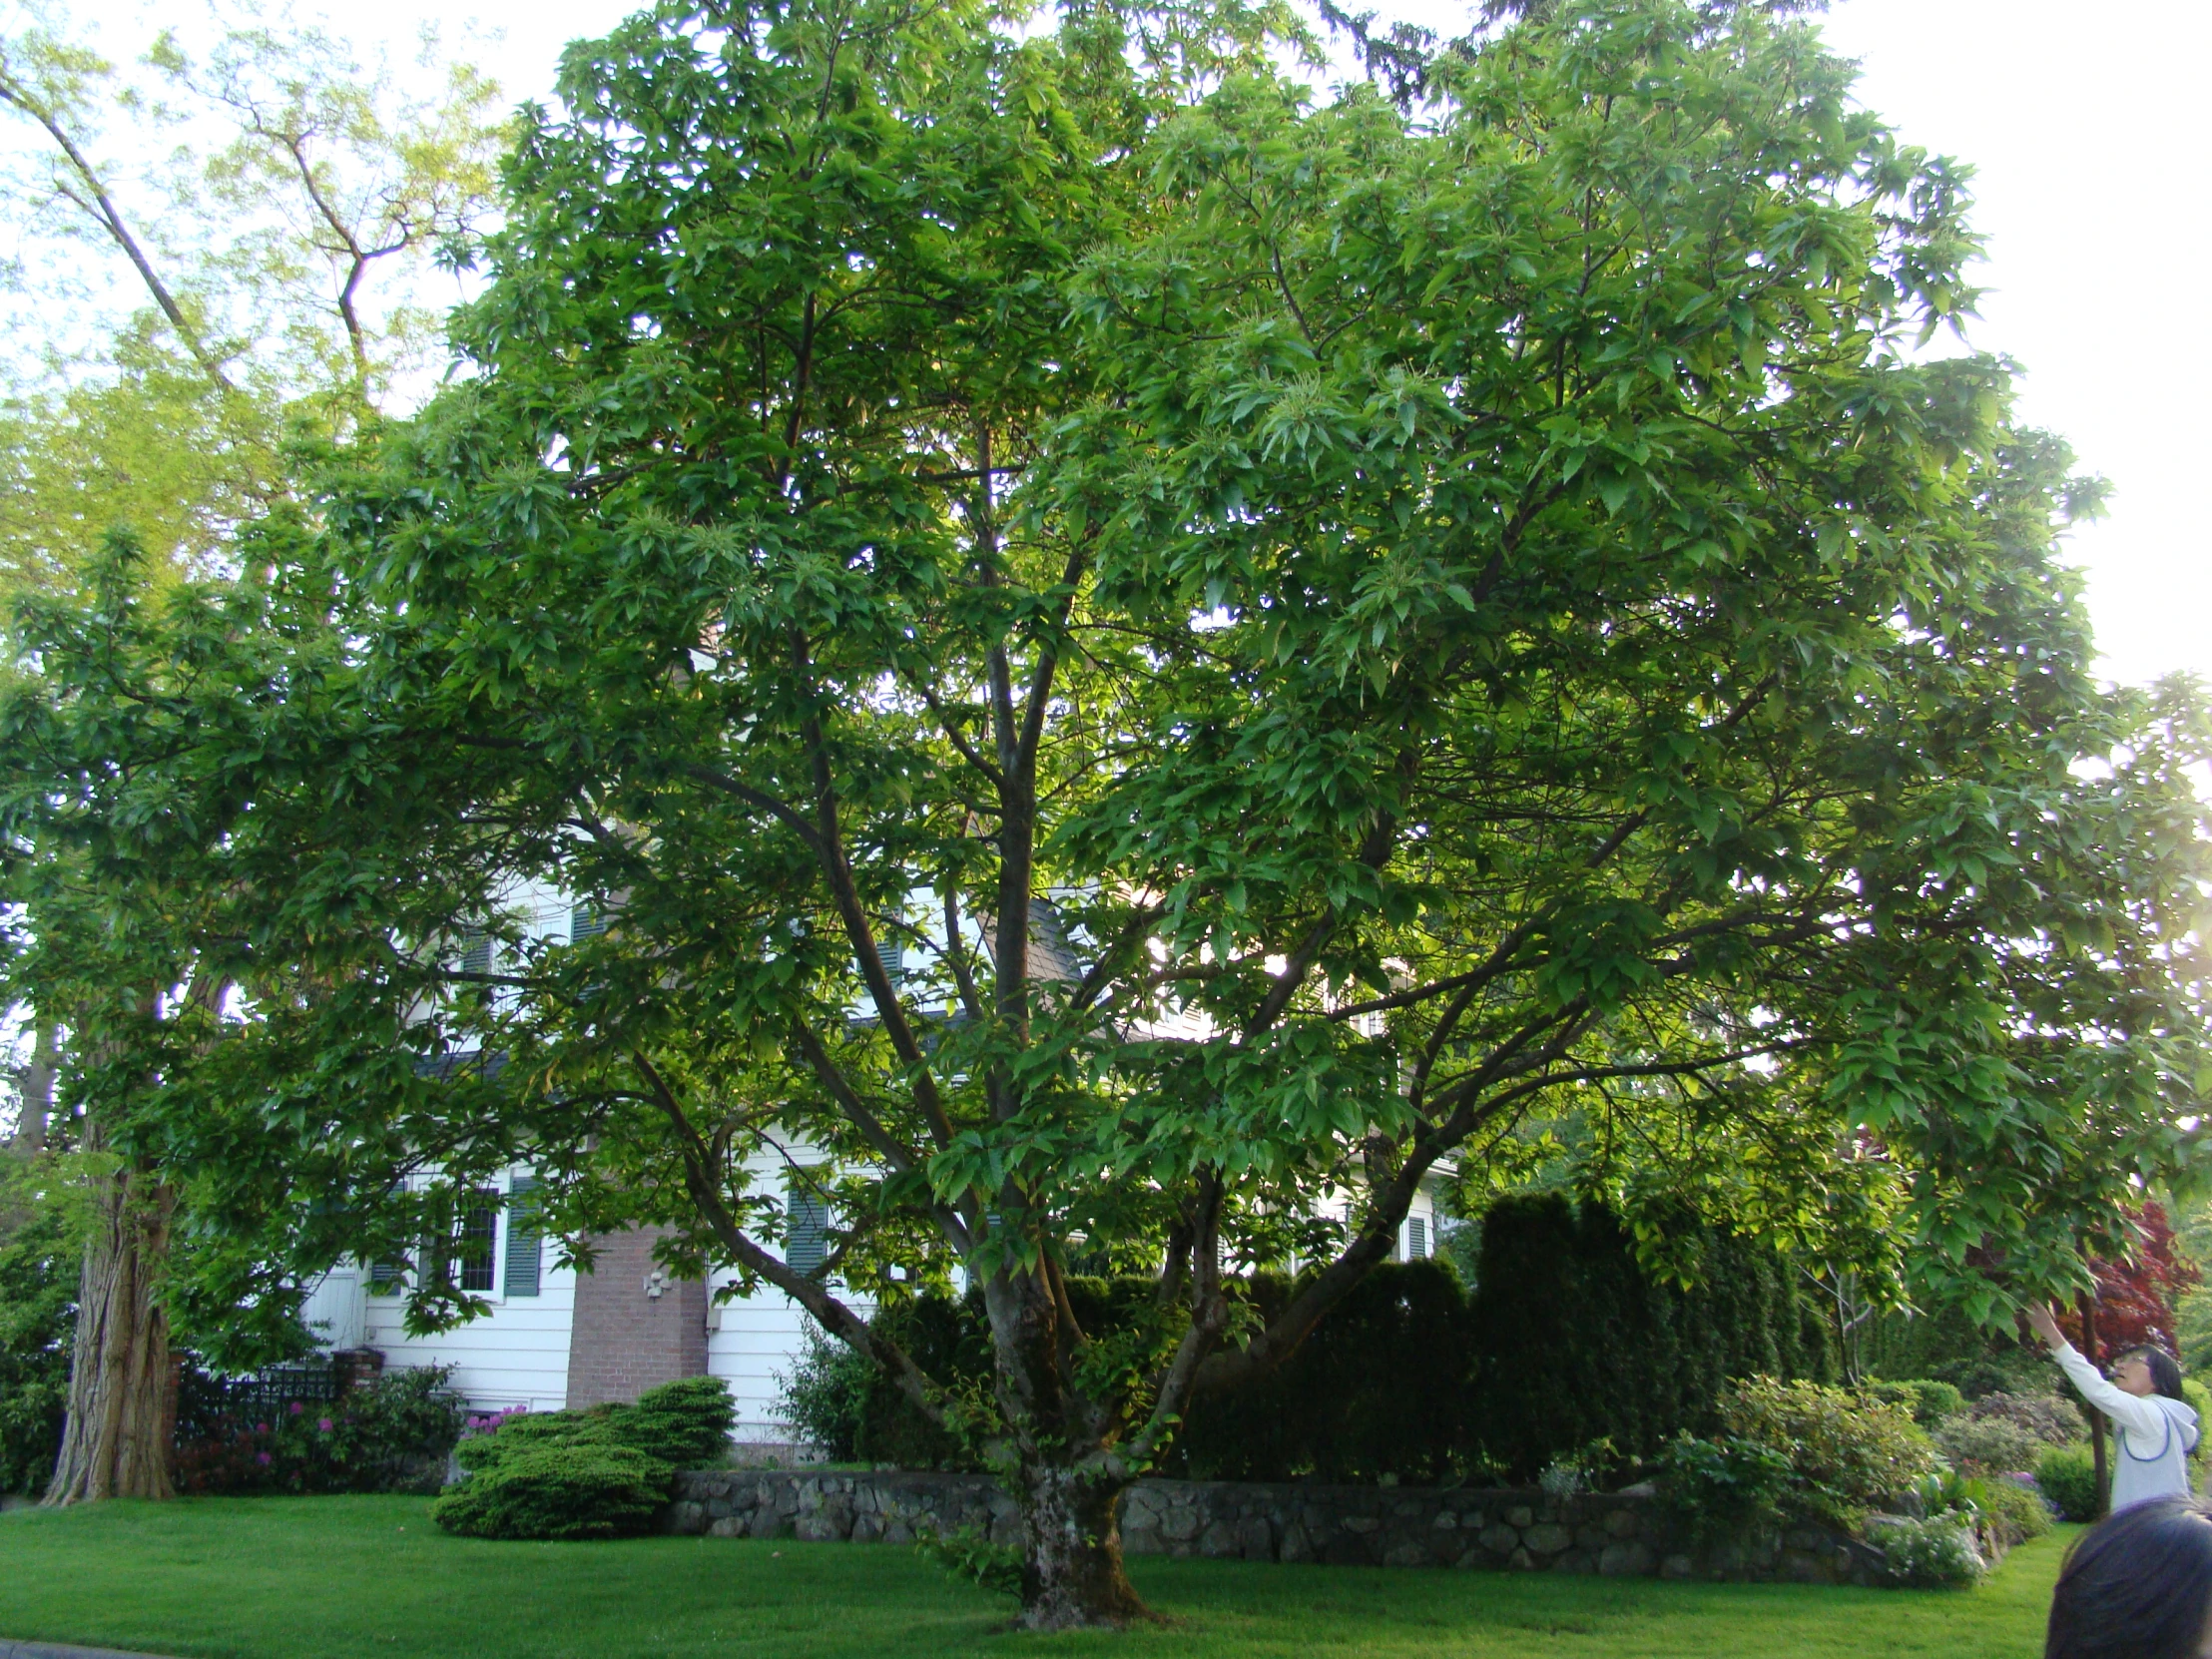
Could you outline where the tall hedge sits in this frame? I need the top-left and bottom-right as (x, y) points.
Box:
(836, 1199), (1832, 1483)
(1467, 1194), (1835, 1478)
(1176, 1260), (1476, 1483)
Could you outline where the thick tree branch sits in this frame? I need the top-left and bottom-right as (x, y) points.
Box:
(628, 1047), (952, 1425)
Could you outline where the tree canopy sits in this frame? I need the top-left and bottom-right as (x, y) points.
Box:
(3, 0), (2206, 1621)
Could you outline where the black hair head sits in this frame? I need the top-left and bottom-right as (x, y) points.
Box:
(2047, 1495), (2212, 1659)
(2120, 1346), (2189, 1403)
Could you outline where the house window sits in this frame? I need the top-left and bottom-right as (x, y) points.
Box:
(504, 1175), (543, 1298)
(570, 903), (606, 942)
(1407, 1217), (1428, 1260)
(367, 1258), (403, 1296)
(459, 929), (492, 976)
(787, 1177), (829, 1278)
(455, 1192), (500, 1293)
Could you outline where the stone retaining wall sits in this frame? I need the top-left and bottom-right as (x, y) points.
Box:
(661, 1470), (1938, 1586)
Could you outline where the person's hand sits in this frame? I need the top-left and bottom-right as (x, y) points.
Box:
(2026, 1304), (2067, 1350)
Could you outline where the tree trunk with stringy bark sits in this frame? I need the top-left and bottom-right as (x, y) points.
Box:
(44, 1147), (177, 1504)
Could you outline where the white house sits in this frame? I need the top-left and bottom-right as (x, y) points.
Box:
(301, 881), (1445, 1436)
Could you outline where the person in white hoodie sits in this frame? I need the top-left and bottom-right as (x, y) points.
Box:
(2030, 1305), (2201, 1513)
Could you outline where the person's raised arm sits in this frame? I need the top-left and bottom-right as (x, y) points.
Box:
(2030, 1304), (2170, 1441)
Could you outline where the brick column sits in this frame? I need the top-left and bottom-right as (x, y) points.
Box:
(564, 1225), (709, 1407)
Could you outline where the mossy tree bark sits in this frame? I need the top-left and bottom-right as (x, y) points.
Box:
(1014, 1462), (1151, 1632)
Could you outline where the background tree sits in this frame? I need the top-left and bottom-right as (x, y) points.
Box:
(6, 0), (2208, 1625)
(0, 3), (506, 1503)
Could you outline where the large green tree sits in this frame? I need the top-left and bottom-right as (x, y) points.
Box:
(6, 0), (2208, 1623)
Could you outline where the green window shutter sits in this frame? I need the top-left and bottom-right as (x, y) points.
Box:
(860, 901), (902, 994)
(570, 903), (606, 942)
(787, 1178), (829, 1278)
(367, 1259), (402, 1296)
(460, 930), (492, 975)
(1408, 1217), (1427, 1260)
(505, 1176), (543, 1297)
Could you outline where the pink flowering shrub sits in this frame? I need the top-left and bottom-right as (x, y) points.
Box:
(175, 1364), (465, 1495)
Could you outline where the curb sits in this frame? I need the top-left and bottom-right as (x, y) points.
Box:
(0, 1642), (182, 1659)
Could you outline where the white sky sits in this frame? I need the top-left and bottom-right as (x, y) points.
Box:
(69, 0), (2212, 690)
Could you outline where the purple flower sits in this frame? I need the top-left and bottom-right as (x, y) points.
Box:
(255, 1423), (270, 1435)
(316, 1418), (333, 1432)
(289, 1401), (304, 1415)
(255, 1451), (272, 1465)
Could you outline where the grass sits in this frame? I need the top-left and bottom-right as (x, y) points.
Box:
(0, 1494), (2065, 1659)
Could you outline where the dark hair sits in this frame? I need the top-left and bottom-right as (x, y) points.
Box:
(2119, 1346), (2188, 1403)
(2047, 1495), (2212, 1659)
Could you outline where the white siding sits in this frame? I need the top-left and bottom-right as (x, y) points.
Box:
(349, 1170), (578, 1413)
(360, 1252), (577, 1413)
(705, 1278), (824, 1443)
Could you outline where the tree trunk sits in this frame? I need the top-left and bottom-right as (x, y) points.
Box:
(44, 1154), (177, 1503)
(8, 1021), (57, 1155)
(1014, 1461), (1151, 1631)
(2080, 1292), (2109, 1516)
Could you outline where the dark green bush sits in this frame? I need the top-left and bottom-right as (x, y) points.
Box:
(778, 1323), (874, 1460)
(432, 1441), (671, 1540)
(853, 1293), (994, 1472)
(1180, 1259), (1479, 1483)
(816, 1197), (1833, 1483)
(1652, 1432), (1794, 1542)
(1464, 1196), (1836, 1480)
(2035, 1444), (2099, 1522)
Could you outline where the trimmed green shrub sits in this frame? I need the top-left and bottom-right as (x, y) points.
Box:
(455, 1407), (617, 1474)
(438, 1377), (734, 1540)
(432, 1442), (671, 1540)
(1719, 1377), (1937, 1527)
(622, 1376), (737, 1467)
(455, 1378), (734, 1478)
(2036, 1444), (2099, 1522)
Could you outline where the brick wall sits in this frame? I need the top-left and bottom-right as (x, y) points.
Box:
(564, 1225), (709, 1407)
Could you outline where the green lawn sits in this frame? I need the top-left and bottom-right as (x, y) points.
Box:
(0, 1495), (2064, 1659)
